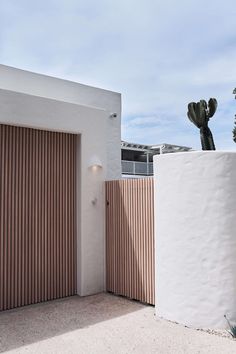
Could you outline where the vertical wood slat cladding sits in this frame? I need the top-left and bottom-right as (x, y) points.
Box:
(0, 124), (77, 311)
(106, 178), (155, 305)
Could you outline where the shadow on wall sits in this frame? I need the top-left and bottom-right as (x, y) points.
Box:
(0, 293), (145, 353)
(105, 178), (155, 305)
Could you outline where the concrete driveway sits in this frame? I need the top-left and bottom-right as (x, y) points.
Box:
(0, 293), (236, 354)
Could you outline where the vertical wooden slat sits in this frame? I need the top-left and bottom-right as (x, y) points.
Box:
(18, 127), (23, 307)
(26, 127), (30, 304)
(61, 134), (66, 297)
(0, 124), (77, 311)
(73, 136), (77, 294)
(68, 135), (72, 296)
(0, 125), (3, 311)
(13, 127), (18, 308)
(40, 130), (44, 302)
(46, 131), (51, 301)
(105, 177), (155, 305)
(58, 133), (62, 298)
(6, 126), (10, 309)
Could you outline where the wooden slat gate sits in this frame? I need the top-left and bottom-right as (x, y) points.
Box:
(106, 178), (155, 305)
(0, 124), (77, 311)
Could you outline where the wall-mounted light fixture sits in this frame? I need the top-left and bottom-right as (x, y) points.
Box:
(109, 113), (117, 119)
(88, 155), (103, 170)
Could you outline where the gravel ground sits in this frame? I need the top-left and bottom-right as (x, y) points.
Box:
(0, 293), (236, 354)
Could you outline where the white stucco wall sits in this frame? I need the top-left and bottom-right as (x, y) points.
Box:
(0, 64), (121, 180)
(154, 151), (236, 329)
(0, 65), (121, 296)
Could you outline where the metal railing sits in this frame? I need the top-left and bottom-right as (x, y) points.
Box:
(122, 160), (153, 176)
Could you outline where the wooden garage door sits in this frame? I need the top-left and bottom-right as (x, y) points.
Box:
(0, 124), (77, 311)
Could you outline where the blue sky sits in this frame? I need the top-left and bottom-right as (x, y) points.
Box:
(0, 0), (235, 150)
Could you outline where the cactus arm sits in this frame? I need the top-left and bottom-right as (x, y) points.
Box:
(188, 102), (200, 127)
(195, 100), (207, 127)
(195, 102), (201, 124)
(187, 110), (198, 127)
(208, 98), (217, 118)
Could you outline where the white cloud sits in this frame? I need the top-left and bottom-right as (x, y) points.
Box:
(0, 0), (235, 149)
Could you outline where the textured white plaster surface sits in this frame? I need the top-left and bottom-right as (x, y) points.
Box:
(154, 151), (236, 329)
(0, 65), (121, 297)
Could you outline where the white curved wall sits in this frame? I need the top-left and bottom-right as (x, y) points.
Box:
(154, 151), (236, 329)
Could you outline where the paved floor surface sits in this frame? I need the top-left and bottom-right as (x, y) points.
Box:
(0, 293), (236, 354)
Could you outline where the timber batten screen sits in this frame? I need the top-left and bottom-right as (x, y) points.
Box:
(0, 124), (77, 311)
(106, 178), (154, 305)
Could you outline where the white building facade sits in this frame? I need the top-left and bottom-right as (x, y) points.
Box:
(0, 64), (121, 302)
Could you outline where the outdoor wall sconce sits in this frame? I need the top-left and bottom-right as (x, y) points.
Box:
(109, 113), (117, 119)
(88, 156), (103, 170)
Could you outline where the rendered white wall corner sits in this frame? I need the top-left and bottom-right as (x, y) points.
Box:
(0, 64), (121, 180)
(0, 64), (121, 296)
(154, 151), (236, 329)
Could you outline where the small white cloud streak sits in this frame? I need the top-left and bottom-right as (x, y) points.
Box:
(124, 116), (162, 128)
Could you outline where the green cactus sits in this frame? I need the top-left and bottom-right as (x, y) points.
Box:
(187, 98), (217, 150)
